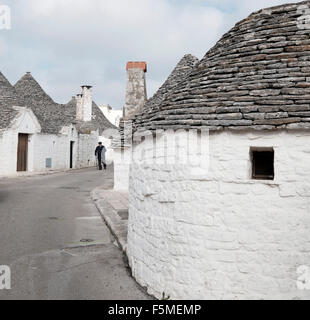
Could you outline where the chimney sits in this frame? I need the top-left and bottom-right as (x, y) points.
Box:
(124, 61), (147, 118)
(76, 94), (83, 121)
(76, 86), (93, 121)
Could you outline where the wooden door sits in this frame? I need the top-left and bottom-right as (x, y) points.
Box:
(17, 134), (28, 172)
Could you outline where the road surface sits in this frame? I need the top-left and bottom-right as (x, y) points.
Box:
(0, 168), (150, 300)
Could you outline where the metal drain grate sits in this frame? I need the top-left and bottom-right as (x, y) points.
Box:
(80, 239), (94, 243)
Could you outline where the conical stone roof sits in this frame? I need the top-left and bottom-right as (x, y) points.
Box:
(0, 72), (20, 129)
(112, 54), (199, 147)
(13, 72), (61, 133)
(135, 54), (199, 121)
(136, 1), (310, 131)
(13, 72), (115, 134)
(0, 71), (22, 106)
(14, 72), (55, 105)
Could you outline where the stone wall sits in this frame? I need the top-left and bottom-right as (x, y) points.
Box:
(127, 129), (310, 299)
(0, 120), (100, 176)
(31, 133), (73, 171)
(77, 132), (98, 168)
(113, 148), (130, 191)
(99, 105), (123, 127)
(0, 107), (41, 175)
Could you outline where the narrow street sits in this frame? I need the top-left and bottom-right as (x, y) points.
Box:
(0, 168), (150, 300)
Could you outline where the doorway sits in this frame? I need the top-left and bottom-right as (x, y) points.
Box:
(70, 141), (74, 169)
(17, 133), (28, 172)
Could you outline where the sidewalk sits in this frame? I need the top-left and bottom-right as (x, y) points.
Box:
(0, 167), (94, 180)
(91, 186), (129, 252)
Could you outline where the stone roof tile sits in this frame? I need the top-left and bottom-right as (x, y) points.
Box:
(0, 72), (20, 129)
(112, 54), (199, 148)
(135, 1), (310, 131)
(11, 72), (115, 134)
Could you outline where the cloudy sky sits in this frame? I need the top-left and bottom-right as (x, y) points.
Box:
(0, 0), (301, 109)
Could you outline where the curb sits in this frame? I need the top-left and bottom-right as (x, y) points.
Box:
(91, 187), (128, 253)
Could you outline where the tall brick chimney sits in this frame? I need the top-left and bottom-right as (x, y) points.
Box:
(76, 85), (93, 122)
(124, 61), (147, 118)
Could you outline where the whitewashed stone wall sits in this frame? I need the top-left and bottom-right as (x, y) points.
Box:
(0, 107), (41, 175)
(98, 135), (114, 165)
(31, 133), (73, 171)
(127, 130), (310, 300)
(113, 148), (130, 191)
(99, 105), (123, 127)
(0, 117), (100, 176)
(77, 132), (98, 168)
(32, 128), (101, 171)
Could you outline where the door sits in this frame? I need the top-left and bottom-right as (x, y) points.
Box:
(17, 134), (28, 172)
(70, 141), (74, 169)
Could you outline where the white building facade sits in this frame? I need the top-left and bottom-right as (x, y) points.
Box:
(127, 129), (310, 299)
(126, 2), (310, 300)
(0, 71), (115, 176)
(99, 104), (123, 127)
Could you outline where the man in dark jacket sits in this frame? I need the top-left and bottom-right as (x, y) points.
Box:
(95, 142), (107, 170)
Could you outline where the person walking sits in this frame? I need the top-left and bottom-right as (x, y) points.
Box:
(95, 142), (107, 170)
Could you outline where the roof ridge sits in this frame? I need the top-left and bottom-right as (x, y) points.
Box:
(14, 72), (55, 104)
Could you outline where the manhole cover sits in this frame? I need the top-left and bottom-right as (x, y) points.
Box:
(59, 186), (79, 190)
(80, 239), (94, 243)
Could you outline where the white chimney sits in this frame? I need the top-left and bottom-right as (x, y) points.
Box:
(76, 94), (83, 120)
(76, 85), (93, 122)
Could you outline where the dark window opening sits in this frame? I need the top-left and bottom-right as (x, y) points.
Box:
(251, 148), (274, 180)
(70, 141), (74, 169)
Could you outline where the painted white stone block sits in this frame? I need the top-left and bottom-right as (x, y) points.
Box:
(127, 130), (310, 300)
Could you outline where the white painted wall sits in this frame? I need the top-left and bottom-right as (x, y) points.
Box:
(78, 132), (98, 168)
(0, 107), (41, 175)
(0, 112), (101, 176)
(99, 105), (123, 127)
(31, 134), (73, 172)
(31, 127), (101, 172)
(127, 129), (310, 300)
(113, 148), (131, 191)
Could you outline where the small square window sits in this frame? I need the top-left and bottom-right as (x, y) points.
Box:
(250, 148), (274, 180)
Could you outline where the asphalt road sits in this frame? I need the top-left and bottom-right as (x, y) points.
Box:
(0, 168), (150, 300)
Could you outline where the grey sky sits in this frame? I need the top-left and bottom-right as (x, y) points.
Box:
(0, 0), (301, 109)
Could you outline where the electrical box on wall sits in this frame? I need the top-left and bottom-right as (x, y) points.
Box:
(46, 158), (52, 168)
